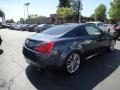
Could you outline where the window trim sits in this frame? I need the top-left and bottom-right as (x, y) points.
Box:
(64, 26), (88, 37)
(84, 25), (103, 36)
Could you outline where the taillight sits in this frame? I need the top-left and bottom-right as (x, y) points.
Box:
(34, 42), (54, 53)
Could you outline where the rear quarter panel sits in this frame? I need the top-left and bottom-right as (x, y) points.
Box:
(53, 37), (86, 60)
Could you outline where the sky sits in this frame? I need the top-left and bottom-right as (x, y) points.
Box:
(0, 0), (112, 22)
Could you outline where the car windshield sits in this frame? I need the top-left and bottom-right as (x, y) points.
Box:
(41, 24), (78, 35)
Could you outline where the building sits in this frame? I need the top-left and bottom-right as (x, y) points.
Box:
(50, 14), (94, 24)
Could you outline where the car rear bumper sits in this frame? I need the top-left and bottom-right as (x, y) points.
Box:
(23, 46), (64, 68)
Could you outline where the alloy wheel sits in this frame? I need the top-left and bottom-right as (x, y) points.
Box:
(66, 53), (80, 74)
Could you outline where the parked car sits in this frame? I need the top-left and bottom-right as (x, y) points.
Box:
(1, 24), (7, 28)
(14, 24), (23, 30)
(10, 23), (17, 30)
(21, 24), (30, 31)
(6, 23), (11, 28)
(86, 22), (110, 32)
(23, 23), (116, 74)
(26, 24), (37, 32)
(34, 24), (52, 33)
(113, 22), (120, 40)
(0, 23), (8, 29)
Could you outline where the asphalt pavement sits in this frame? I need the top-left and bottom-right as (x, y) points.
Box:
(0, 29), (120, 90)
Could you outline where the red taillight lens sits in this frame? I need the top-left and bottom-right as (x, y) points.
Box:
(34, 42), (54, 53)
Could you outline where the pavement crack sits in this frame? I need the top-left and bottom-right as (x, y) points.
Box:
(7, 70), (24, 90)
(0, 70), (24, 90)
(6, 51), (25, 69)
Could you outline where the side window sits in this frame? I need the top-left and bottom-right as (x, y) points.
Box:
(97, 23), (101, 27)
(97, 23), (105, 27)
(64, 26), (88, 37)
(74, 26), (88, 36)
(97, 23), (100, 26)
(85, 25), (102, 36)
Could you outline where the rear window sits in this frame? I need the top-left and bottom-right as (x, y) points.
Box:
(41, 24), (78, 35)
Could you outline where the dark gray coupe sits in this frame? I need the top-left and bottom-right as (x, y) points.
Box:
(23, 23), (116, 74)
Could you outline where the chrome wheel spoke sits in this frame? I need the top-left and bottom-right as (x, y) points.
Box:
(67, 53), (80, 73)
(73, 54), (77, 60)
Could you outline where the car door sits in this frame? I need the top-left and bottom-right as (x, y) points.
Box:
(83, 25), (108, 56)
(90, 25), (109, 49)
(68, 26), (100, 57)
(64, 26), (95, 57)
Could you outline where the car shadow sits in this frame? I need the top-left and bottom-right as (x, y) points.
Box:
(25, 49), (120, 90)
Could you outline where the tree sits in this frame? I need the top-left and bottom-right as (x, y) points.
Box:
(69, 0), (82, 22)
(19, 18), (25, 24)
(58, 0), (70, 7)
(94, 4), (107, 22)
(109, 0), (120, 21)
(57, 7), (75, 23)
(6, 19), (14, 23)
(0, 9), (5, 22)
(0, 9), (4, 17)
(58, 0), (82, 23)
(90, 14), (94, 19)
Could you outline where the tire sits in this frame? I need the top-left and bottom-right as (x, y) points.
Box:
(108, 40), (116, 52)
(63, 52), (81, 74)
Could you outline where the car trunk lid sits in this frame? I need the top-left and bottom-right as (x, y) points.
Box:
(25, 34), (62, 50)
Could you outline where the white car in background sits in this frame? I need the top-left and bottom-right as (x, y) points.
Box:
(86, 22), (110, 32)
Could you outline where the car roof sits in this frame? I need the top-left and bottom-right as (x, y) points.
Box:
(86, 21), (103, 24)
(40, 23), (86, 36)
(62, 23), (85, 26)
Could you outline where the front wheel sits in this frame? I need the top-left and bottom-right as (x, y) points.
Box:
(63, 52), (81, 74)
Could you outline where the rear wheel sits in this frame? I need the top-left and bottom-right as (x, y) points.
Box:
(63, 52), (81, 74)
